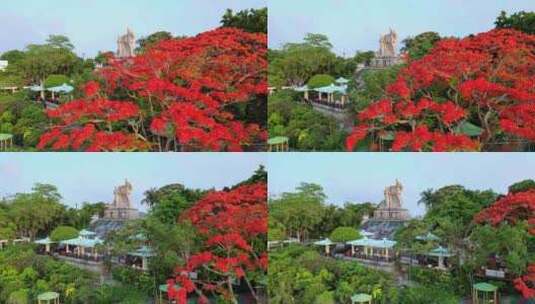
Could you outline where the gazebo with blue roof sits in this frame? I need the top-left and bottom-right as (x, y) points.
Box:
(347, 237), (397, 262)
(128, 245), (155, 270)
(60, 229), (103, 260)
(34, 237), (57, 253)
(314, 238), (335, 255)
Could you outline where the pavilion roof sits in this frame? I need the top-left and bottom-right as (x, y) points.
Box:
(347, 237), (396, 248)
(79, 229), (97, 237)
(34, 237), (56, 245)
(454, 121), (483, 137)
(336, 77), (350, 84)
(473, 282), (498, 292)
(28, 84), (44, 92)
(268, 136), (289, 145)
(0, 133), (13, 141)
(415, 232), (440, 241)
(314, 83), (347, 94)
(129, 245), (155, 258)
(293, 85), (309, 92)
(427, 246), (454, 257)
(314, 238), (335, 246)
(47, 83), (74, 93)
(351, 293), (372, 302)
(37, 292), (59, 301)
(60, 236), (103, 248)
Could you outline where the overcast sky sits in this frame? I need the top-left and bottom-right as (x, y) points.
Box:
(269, 0), (535, 56)
(0, 0), (266, 58)
(0, 153), (265, 212)
(268, 153), (535, 216)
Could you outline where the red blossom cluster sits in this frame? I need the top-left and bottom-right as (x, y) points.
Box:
(168, 183), (267, 303)
(37, 81), (148, 151)
(38, 28), (267, 151)
(475, 188), (535, 298)
(347, 29), (535, 151)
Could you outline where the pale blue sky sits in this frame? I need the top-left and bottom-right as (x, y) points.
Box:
(0, 153), (265, 211)
(269, 0), (535, 56)
(0, 0), (266, 57)
(268, 153), (535, 216)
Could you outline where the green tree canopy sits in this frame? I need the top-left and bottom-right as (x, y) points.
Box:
(329, 227), (360, 243)
(270, 183), (327, 241)
(220, 7), (267, 33)
(469, 222), (533, 276)
(401, 31), (442, 59)
(508, 179), (535, 194)
(136, 31), (173, 53)
(6, 184), (65, 240)
(495, 10), (535, 34)
(17, 42), (79, 87)
(0, 50), (25, 65)
(307, 74), (335, 89)
(46, 35), (75, 50)
(269, 33), (337, 86)
(50, 226), (78, 241)
(44, 74), (70, 88)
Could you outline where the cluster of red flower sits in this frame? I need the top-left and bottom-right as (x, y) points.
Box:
(167, 183), (267, 304)
(38, 28), (267, 151)
(346, 29), (535, 151)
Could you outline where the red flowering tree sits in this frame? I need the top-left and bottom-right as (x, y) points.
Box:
(38, 28), (267, 151)
(167, 183), (267, 303)
(474, 187), (535, 298)
(347, 29), (535, 151)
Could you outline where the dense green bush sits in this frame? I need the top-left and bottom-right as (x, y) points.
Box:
(307, 74), (335, 89)
(50, 226), (78, 241)
(111, 266), (155, 295)
(44, 74), (70, 88)
(508, 179), (535, 194)
(329, 227), (360, 243)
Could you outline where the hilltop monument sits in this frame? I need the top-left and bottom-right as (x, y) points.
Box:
(370, 28), (402, 68)
(361, 180), (411, 239)
(373, 179), (410, 221)
(117, 28), (136, 58)
(90, 180), (143, 238)
(103, 179), (139, 220)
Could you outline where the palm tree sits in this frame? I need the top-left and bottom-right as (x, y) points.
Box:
(418, 189), (435, 211)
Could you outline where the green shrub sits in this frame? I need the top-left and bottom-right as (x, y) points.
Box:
(44, 74), (70, 88)
(329, 227), (360, 243)
(508, 179), (535, 194)
(50, 226), (78, 241)
(307, 74), (335, 89)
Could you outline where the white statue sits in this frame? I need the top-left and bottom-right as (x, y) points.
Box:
(378, 28), (398, 57)
(384, 179), (403, 208)
(113, 179), (133, 208)
(117, 28), (135, 58)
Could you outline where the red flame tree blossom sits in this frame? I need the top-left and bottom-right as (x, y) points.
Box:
(346, 29), (535, 152)
(475, 189), (535, 298)
(38, 28), (267, 151)
(167, 183), (267, 304)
